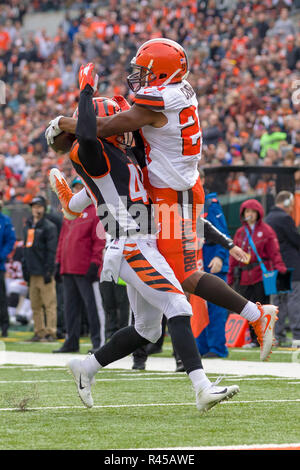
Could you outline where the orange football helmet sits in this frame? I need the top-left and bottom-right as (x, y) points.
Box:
(73, 96), (131, 148)
(127, 38), (189, 92)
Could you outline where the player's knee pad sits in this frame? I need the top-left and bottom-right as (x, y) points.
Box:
(134, 321), (162, 344)
(163, 294), (193, 321)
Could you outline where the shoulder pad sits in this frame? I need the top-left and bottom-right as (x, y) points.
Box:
(134, 86), (164, 111)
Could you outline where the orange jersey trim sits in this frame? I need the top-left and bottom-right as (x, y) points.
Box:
(134, 94), (164, 110)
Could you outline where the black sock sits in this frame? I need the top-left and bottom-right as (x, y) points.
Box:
(194, 272), (247, 313)
(167, 315), (202, 374)
(94, 326), (149, 367)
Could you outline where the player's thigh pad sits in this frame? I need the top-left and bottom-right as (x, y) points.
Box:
(126, 284), (163, 343)
(120, 237), (193, 321)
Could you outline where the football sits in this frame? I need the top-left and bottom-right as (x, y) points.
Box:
(50, 132), (75, 154)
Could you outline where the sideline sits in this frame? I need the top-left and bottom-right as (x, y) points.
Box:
(1, 351), (300, 379)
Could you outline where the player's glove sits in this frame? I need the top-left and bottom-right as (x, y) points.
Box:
(45, 115), (64, 145)
(79, 63), (99, 93)
(112, 95), (131, 111)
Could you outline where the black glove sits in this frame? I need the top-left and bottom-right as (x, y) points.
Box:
(54, 263), (62, 283)
(44, 273), (52, 284)
(85, 263), (99, 283)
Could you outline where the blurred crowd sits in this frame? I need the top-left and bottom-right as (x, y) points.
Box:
(0, 0), (300, 204)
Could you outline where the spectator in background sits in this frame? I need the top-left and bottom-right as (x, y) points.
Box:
(5, 239), (32, 327)
(53, 177), (106, 354)
(256, 12), (270, 39)
(0, 1), (299, 199)
(5, 145), (26, 180)
(228, 199), (287, 347)
(0, 22), (11, 51)
(202, 113), (223, 147)
(0, 190), (16, 337)
(0, 155), (13, 182)
(269, 7), (296, 40)
(22, 195), (57, 342)
(46, 203), (64, 339)
(285, 35), (300, 71)
(265, 191), (300, 347)
(259, 123), (288, 159)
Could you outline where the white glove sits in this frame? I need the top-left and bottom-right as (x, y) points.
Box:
(45, 115), (64, 145)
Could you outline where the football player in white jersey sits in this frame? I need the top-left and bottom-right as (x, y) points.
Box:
(48, 63), (241, 413)
(46, 39), (278, 362)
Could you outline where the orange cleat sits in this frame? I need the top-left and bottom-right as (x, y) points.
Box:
(250, 303), (279, 361)
(49, 168), (81, 220)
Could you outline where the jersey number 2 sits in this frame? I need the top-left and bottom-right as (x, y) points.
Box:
(179, 106), (202, 156)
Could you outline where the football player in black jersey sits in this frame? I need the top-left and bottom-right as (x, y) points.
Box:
(48, 63), (240, 412)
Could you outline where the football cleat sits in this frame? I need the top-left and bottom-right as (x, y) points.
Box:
(250, 303), (279, 361)
(49, 168), (81, 220)
(196, 377), (240, 413)
(67, 358), (95, 408)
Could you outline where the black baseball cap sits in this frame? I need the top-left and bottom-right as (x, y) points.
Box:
(30, 195), (47, 208)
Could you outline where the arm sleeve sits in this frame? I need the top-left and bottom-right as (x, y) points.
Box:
(76, 84), (98, 143)
(202, 218), (234, 250)
(76, 84), (109, 176)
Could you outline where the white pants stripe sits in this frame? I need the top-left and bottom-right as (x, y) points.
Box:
(92, 282), (106, 347)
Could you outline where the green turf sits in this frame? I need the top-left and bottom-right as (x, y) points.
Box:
(0, 366), (299, 450)
(0, 332), (300, 450)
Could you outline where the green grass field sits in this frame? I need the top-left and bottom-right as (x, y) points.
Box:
(1, 331), (300, 451)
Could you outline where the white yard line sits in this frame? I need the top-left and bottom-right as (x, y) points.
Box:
(0, 376), (299, 384)
(0, 377), (188, 384)
(1, 351), (300, 378)
(0, 398), (300, 412)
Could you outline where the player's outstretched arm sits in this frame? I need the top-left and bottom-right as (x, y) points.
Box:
(59, 105), (157, 136)
(58, 116), (77, 135)
(202, 217), (249, 263)
(57, 104), (158, 137)
(95, 104), (162, 138)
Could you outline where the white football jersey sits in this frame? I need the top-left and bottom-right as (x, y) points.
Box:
(134, 80), (202, 191)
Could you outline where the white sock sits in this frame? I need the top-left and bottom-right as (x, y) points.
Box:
(69, 188), (91, 213)
(189, 369), (212, 392)
(82, 354), (102, 379)
(240, 301), (261, 322)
